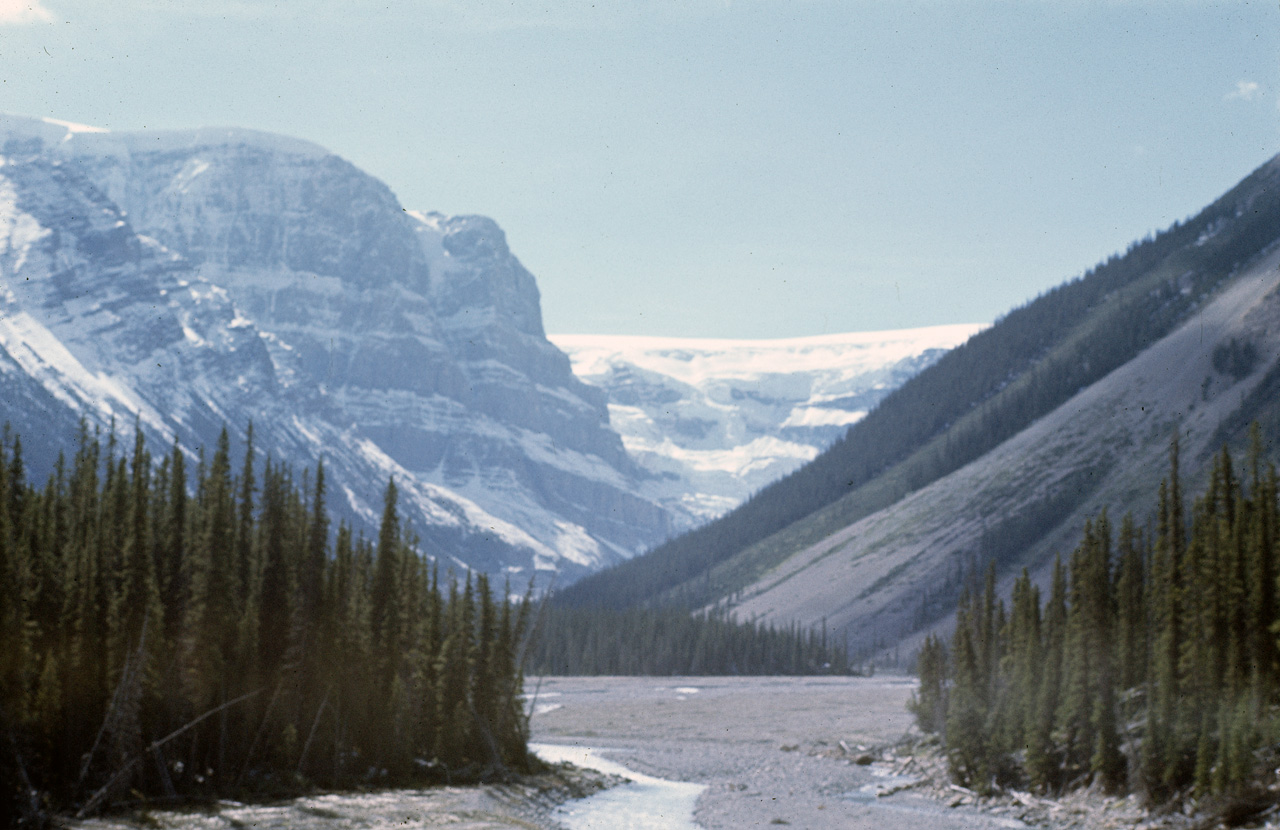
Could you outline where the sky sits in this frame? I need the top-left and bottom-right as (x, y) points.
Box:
(0, 0), (1277, 339)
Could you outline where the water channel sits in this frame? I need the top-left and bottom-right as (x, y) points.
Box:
(532, 743), (704, 829)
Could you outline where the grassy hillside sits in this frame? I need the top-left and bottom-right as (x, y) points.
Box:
(557, 153), (1280, 621)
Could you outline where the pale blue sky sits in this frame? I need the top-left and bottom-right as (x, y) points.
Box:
(1, 0), (1277, 338)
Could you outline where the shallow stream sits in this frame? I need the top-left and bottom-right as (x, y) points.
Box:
(531, 743), (704, 829)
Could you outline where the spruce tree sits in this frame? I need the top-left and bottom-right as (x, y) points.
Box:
(1027, 556), (1066, 793)
(370, 478), (402, 684)
(910, 634), (949, 736)
(1003, 569), (1040, 755)
(435, 575), (476, 769)
(1244, 425), (1278, 696)
(945, 591), (993, 790)
(1146, 448), (1187, 795)
(1114, 514), (1146, 693)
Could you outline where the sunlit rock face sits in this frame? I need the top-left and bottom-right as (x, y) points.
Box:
(0, 114), (673, 581)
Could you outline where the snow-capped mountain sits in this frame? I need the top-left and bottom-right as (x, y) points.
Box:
(551, 326), (984, 519)
(0, 114), (673, 581)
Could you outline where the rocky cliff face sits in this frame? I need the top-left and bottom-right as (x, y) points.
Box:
(0, 114), (674, 581)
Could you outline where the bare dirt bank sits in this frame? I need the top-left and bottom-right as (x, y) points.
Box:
(68, 763), (613, 830)
(886, 736), (1280, 830)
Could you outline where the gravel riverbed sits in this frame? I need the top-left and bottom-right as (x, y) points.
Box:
(528, 674), (1025, 829)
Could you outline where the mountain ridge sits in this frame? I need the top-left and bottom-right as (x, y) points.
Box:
(0, 112), (971, 585)
(556, 151), (1280, 658)
(731, 245), (1280, 654)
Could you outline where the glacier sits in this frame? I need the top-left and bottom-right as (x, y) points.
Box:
(552, 326), (985, 520)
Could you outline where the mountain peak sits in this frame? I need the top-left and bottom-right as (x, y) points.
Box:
(0, 118), (671, 580)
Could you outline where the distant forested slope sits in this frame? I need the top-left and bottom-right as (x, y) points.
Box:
(558, 154), (1280, 612)
(527, 605), (852, 676)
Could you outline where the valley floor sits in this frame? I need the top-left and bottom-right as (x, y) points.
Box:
(530, 675), (1280, 829)
(69, 675), (971, 829)
(75, 674), (1279, 829)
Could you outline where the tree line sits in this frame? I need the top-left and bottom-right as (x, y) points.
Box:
(0, 422), (532, 827)
(913, 426), (1280, 802)
(527, 604), (853, 676)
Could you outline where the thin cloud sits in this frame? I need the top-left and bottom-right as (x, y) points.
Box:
(408, 0), (728, 32)
(104, 0), (289, 19)
(1225, 80), (1261, 101)
(52, 0), (728, 29)
(0, 0), (54, 23)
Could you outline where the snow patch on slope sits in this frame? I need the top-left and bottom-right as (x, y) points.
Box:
(41, 117), (109, 134)
(0, 310), (168, 434)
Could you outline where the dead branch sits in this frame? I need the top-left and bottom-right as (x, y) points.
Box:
(296, 686), (331, 776)
(76, 611), (150, 794)
(76, 686), (264, 819)
(235, 679), (284, 788)
(515, 576), (554, 672)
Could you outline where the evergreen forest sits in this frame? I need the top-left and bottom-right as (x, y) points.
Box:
(527, 604), (853, 676)
(913, 427), (1280, 803)
(0, 422), (532, 827)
